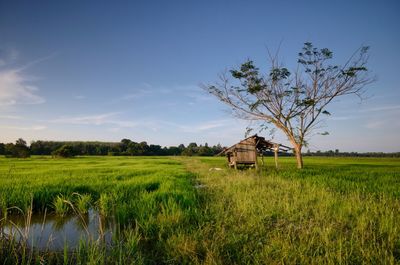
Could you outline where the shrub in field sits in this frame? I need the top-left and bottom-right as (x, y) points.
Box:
(0, 197), (6, 217)
(52, 195), (70, 216)
(98, 193), (114, 216)
(123, 227), (142, 256)
(74, 193), (92, 214)
(52, 145), (75, 158)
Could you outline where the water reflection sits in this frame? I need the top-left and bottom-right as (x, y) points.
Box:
(1, 209), (116, 251)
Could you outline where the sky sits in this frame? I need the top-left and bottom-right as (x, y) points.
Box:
(0, 0), (399, 152)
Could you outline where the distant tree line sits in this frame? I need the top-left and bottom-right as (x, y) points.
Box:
(0, 138), (225, 158)
(0, 138), (31, 158)
(1, 138), (398, 158)
(304, 149), (400, 158)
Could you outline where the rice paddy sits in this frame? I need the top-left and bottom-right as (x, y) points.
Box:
(0, 156), (399, 264)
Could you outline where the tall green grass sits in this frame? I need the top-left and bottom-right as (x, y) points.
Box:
(178, 156), (400, 264)
(0, 156), (199, 264)
(0, 155), (399, 264)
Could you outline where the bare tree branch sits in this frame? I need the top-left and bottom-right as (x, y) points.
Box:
(203, 42), (373, 168)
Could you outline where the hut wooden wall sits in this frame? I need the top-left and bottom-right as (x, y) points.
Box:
(235, 138), (257, 163)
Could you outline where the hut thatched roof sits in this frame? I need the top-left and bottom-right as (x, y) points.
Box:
(219, 134), (290, 155)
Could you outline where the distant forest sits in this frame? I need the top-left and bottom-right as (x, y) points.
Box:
(0, 138), (399, 158)
(303, 150), (400, 158)
(0, 138), (225, 157)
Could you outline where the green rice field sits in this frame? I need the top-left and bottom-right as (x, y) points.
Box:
(0, 156), (399, 264)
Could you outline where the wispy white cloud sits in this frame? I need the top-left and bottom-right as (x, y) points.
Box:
(15, 52), (57, 72)
(359, 105), (400, 113)
(329, 116), (354, 121)
(0, 69), (45, 106)
(113, 84), (208, 105)
(51, 112), (138, 128)
(0, 49), (50, 106)
(0, 48), (19, 67)
(52, 113), (118, 125)
(74, 95), (86, 100)
(0, 114), (23, 120)
(326, 104), (400, 122)
(112, 83), (156, 103)
(120, 89), (152, 101)
(108, 127), (121, 133)
(364, 115), (400, 130)
(0, 125), (46, 131)
(168, 119), (238, 133)
(112, 120), (138, 128)
(365, 120), (385, 129)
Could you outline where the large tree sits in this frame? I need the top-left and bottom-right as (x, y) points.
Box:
(5, 138), (30, 158)
(205, 42), (373, 168)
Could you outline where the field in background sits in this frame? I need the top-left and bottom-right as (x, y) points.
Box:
(0, 156), (399, 264)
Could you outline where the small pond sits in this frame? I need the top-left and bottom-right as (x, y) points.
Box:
(1, 209), (116, 251)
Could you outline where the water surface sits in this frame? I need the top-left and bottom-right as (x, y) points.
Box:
(1, 209), (116, 251)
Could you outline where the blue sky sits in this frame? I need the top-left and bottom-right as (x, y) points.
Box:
(0, 0), (399, 152)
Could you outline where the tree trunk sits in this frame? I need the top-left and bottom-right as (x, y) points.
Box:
(294, 145), (303, 169)
(274, 146), (279, 169)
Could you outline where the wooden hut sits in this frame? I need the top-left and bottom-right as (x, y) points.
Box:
(220, 134), (290, 169)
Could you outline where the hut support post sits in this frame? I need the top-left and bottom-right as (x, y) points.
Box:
(254, 139), (259, 170)
(274, 144), (279, 169)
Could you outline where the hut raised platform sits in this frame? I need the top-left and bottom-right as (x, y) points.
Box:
(220, 134), (290, 169)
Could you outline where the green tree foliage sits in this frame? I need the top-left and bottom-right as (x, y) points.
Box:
(304, 150), (400, 158)
(52, 145), (76, 158)
(3, 139), (225, 157)
(198, 143), (214, 156)
(0, 143), (4, 155)
(182, 142), (198, 156)
(4, 138), (30, 158)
